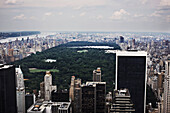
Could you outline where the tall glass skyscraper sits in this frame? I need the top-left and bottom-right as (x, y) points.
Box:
(0, 64), (17, 113)
(115, 51), (147, 113)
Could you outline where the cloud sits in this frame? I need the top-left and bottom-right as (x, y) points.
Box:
(71, 15), (75, 18)
(110, 9), (130, 20)
(96, 15), (103, 20)
(44, 12), (52, 16)
(73, 6), (82, 10)
(5, 0), (17, 4)
(141, 0), (147, 4)
(150, 11), (161, 17)
(4, 0), (23, 5)
(58, 12), (63, 15)
(13, 14), (37, 20)
(13, 14), (26, 20)
(80, 12), (86, 16)
(29, 16), (37, 20)
(2, 0), (107, 8)
(166, 15), (170, 22)
(160, 0), (170, 6)
(134, 14), (144, 18)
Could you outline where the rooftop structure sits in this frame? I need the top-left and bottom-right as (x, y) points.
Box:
(27, 101), (71, 113)
(110, 89), (135, 113)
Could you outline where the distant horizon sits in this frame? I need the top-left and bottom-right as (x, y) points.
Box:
(0, 30), (170, 34)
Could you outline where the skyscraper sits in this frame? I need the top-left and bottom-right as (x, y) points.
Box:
(132, 39), (135, 48)
(115, 51), (147, 113)
(40, 82), (45, 99)
(69, 76), (82, 113)
(0, 64), (17, 113)
(168, 43), (170, 54)
(81, 83), (96, 113)
(91, 82), (106, 113)
(119, 36), (124, 43)
(74, 78), (82, 113)
(81, 82), (106, 113)
(16, 66), (25, 113)
(25, 94), (35, 113)
(69, 76), (75, 102)
(93, 67), (101, 82)
(44, 71), (57, 101)
(157, 72), (164, 96)
(163, 60), (170, 113)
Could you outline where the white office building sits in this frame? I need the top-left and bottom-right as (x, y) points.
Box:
(44, 71), (57, 101)
(16, 66), (25, 113)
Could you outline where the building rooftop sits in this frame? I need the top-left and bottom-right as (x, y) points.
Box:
(114, 89), (131, 97)
(0, 64), (13, 69)
(105, 50), (147, 56)
(27, 101), (71, 113)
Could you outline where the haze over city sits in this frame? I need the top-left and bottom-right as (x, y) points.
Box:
(0, 0), (170, 113)
(0, 0), (170, 32)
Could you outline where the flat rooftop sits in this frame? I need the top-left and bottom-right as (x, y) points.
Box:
(105, 50), (147, 56)
(0, 64), (13, 69)
(27, 101), (71, 112)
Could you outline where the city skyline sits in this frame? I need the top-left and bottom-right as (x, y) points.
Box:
(0, 0), (170, 32)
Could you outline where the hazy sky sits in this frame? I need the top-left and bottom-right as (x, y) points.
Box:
(0, 0), (169, 32)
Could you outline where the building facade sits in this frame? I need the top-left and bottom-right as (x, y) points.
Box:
(115, 51), (147, 113)
(81, 82), (106, 113)
(163, 60), (170, 113)
(0, 64), (17, 113)
(110, 89), (135, 113)
(81, 83), (96, 113)
(93, 67), (101, 82)
(74, 79), (82, 113)
(44, 71), (57, 101)
(16, 66), (25, 113)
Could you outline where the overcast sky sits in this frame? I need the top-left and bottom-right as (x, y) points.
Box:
(0, 0), (169, 32)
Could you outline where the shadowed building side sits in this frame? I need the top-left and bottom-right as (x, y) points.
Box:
(0, 64), (17, 113)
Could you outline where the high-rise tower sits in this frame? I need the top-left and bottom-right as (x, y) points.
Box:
(44, 71), (57, 101)
(0, 64), (17, 113)
(69, 76), (82, 113)
(115, 51), (147, 113)
(93, 67), (101, 82)
(16, 66), (25, 113)
(119, 36), (124, 43)
(81, 82), (106, 113)
(163, 60), (170, 113)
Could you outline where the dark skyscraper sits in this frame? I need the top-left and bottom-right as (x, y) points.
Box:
(81, 82), (106, 113)
(93, 82), (106, 113)
(0, 64), (17, 113)
(81, 83), (96, 113)
(115, 51), (147, 113)
(74, 80), (82, 113)
(119, 36), (124, 43)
